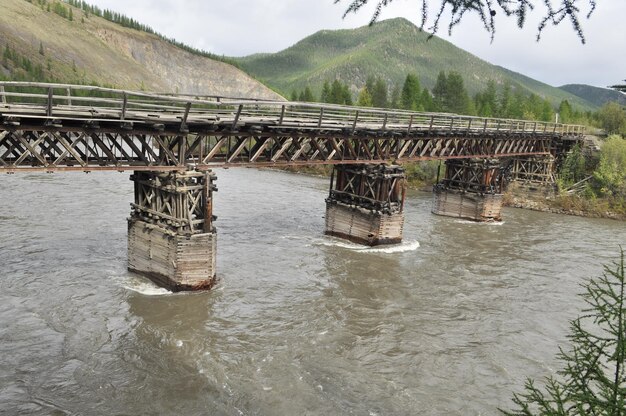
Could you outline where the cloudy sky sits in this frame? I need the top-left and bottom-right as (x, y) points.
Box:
(87, 0), (624, 89)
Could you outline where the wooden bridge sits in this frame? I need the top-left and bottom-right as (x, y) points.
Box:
(0, 82), (585, 291)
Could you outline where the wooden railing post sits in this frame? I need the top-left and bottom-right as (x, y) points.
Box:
(352, 110), (360, 134)
(317, 107), (324, 128)
(47, 86), (53, 117)
(278, 104), (285, 126)
(180, 101), (191, 132)
(121, 92), (128, 121)
(232, 104), (243, 130)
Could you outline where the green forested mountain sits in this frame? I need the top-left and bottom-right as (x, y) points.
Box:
(559, 84), (626, 107)
(237, 18), (595, 111)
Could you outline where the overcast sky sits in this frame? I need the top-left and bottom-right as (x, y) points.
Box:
(86, 0), (624, 89)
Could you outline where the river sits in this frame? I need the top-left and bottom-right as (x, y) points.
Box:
(0, 168), (624, 415)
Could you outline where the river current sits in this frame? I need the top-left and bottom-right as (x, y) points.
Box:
(0, 168), (624, 415)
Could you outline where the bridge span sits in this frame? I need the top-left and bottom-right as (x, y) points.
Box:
(0, 82), (585, 291)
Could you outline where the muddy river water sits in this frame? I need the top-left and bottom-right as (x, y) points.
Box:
(1, 168), (625, 415)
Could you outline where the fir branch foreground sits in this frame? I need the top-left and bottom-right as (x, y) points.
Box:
(335, 0), (597, 43)
(501, 248), (626, 415)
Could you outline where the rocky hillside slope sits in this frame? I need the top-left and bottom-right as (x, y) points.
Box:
(0, 0), (283, 99)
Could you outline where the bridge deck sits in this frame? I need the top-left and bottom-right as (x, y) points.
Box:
(0, 82), (585, 172)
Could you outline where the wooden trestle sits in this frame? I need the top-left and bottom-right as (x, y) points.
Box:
(127, 169), (217, 291)
(432, 159), (505, 222)
(509, 155), (555, 184)
(325, 164), (406, 245)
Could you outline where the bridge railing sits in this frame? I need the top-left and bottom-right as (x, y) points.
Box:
(0, 82), (586, 136)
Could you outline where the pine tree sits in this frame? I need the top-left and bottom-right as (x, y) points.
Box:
(502, 248), (626, 415)
(341, 84), (352, 106)
(475, 80), (498, 117)
(302, 86), (315, 102)
(498, 82), (512, 118)
(432, 71), (448, 112)
(371, 77), (388, 108)
(401, 73), (421, 110)
(390, 84), (401, 109)
(445, 71), (471, 114)
(290, 90), (298, 102)
(558, 100), (573, 124)
(356, 86), (373, 107)
(540, 99), (554, 122)
(365, 76), (376, 98)
(420, 88), (433, 112)
(321, 81), (331, 103)
(329, 79), (344, 104)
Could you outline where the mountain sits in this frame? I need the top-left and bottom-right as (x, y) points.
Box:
(559, 84), (626, 107)
(0, 0), (282, 100)
(237, 18), (595, 110)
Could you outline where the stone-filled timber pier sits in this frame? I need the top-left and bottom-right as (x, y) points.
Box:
(325, 164), (406, 245)
(127, 169), (217, 291)
(432, 159), (505, 222)
(0, 82), (585, 291)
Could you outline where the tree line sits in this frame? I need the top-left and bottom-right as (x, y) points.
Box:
(290, 71), (607, 126)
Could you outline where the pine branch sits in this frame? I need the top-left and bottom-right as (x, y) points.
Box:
(335, 0), (596, 43)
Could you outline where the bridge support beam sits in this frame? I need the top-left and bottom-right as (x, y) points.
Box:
(432, 159), (504, 222)
(509, 155), (555, 185)
(325, 164), (406, 246)
(127, 169), (218, 291)
(506, 154), (558, 201)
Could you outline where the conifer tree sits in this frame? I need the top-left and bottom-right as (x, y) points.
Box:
(499, 82), (512, 118)
(357, 86), (373, 107)
(365, 76), (376, 98)
(321, 81), (331, 103)
(371, 77), (388, 108)
(432, 71), (448, 112)
(420, 88), (433, 112)
(302, 86), (315, 102)
(558, 100), (573, 124)
(445, 71), (471, 114)
(341, 84), (353, 105)
(475, 80), (498, 117)
(502, 249), (626, 415)
(390, 84), (401, 109)
(401, 73), (421, 111)
(329, 79), (345, 104)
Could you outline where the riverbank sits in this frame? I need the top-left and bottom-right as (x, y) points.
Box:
(503, 183), (626, 221)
